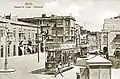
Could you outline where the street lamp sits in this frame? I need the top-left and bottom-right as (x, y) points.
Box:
(4, 29), (12, 70)
(0, 23), (15, 72)
(107, 31), (109, 53)
(106, 31), (109, 59)
(37, 22), (40, 63)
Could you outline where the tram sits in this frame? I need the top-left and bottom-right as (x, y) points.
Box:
(45, 47), (76, 74)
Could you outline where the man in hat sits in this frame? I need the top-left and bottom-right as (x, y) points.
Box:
(54, 61), (64, 77)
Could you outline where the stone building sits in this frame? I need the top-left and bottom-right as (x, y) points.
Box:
(101, 14), (120, 56)
(18, 14), (76, 52)
(75, 24), (81, 48)
(0, 15), (37, 58)
(88, 31), (101, 54)
(18, 14), (78, 69)
(79, 27), (90, 57)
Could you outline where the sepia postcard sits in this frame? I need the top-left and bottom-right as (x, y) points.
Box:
(0, 0), (120, 79)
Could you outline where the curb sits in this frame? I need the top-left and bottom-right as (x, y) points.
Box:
(31, 66), (74, 75)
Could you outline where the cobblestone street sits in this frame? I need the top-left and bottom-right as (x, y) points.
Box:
(0, 54), (120, 79)
(0, 53), (45, 79)
(0, 53), (76, 79)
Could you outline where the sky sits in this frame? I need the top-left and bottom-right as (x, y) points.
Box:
(0, 0), (120, 31)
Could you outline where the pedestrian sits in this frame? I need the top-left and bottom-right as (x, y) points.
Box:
(106, 53), (109, 59)
(74, 58), (77, 64)
(117, 60), (120, 69)
(54, 62), (64, 77)
(114, 50), (117, 58)
(76, 72), (80, 79)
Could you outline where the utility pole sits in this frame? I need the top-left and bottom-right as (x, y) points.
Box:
(4, 27), (8, 70)
(75, 29), (78, 47)
(99, 36), (101, 51)
(107, 31), (109, 53)
(37, 21), (40, 62)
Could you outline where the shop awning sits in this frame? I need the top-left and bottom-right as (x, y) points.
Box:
(28, 46), (32, 50)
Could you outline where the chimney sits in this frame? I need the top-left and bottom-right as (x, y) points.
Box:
(42, 14), (46, 18)
(51, 14), (55, 17)
(5, 13), (11, 20)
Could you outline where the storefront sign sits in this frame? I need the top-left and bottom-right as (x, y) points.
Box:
(61, 43), (75, 49)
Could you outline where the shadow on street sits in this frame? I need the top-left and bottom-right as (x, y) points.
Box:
(30, 66), (74, 75)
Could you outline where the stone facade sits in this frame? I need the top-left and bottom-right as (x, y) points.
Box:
(88, 31), (101, 53)
(0, 18), (37, 58)
(18, 14), (76, 52)
(101, 15), (120, 55)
